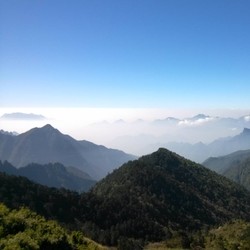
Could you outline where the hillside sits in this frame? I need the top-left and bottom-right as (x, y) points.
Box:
(0, 172), (83, 225)
(203, 150), (250, 190)
(145, 220), (250, 249)
(203, 149), (250, 173)
(0, 203), (108, 250)
(85, 148), (250, 246)
(224, 158), (250, 191)
(1, 149), (250, 248)
(0, 124), (136, 180)
(0, 161), (96, 192)
(204, 220), (250, 249)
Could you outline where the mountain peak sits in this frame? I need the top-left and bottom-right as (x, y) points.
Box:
(22, 124), (62, 139)
(91, 148), (250, 243)
(242, 128), (250, 135)
(0, 124), (135, 180)
(192, 114), (209, 120)
(30, 124), (60, 135)
(41, 124), (56, 130)
(1, 112), (46, 120)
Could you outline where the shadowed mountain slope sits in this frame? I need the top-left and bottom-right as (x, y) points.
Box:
(203, 149), (250, 190)
(1, 148), (250, 247)
(0, 124), (136, 180)
(203, 149), (250, 173)
(0, 161), (96, 192)
(85, 148), (250, 244)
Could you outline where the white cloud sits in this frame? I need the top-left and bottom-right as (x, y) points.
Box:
(244, 115), (250, 122)
(178, 117), (215, 127)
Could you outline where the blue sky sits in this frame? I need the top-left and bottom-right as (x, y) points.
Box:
(1, 0), (250, 109)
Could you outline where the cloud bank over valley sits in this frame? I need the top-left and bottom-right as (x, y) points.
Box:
(0, 108), (250, 157)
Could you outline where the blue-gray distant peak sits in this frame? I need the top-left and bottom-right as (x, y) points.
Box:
(1, 112), (46, 120)
(0, 130), (18, 136)
(25, 124), (62, 137)
(41, 124), (58, 131)
(191, 114), (210, 120)
(0, 125), (136, 180)
(242, 128), (250, 134)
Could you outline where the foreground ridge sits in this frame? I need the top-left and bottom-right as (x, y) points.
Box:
(1, 148), (250, 248)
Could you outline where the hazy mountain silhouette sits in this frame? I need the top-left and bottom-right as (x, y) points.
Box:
(163, 128), (250, 162)
(1, 112), (46, 120)
(0, 130), (18, 136)
(0, 161), (96, 192)
(0, 124), (136, 180)
(223, 158), (250, 191)
(109, 114), (250, 156)
(203, 149), (250, 191)
(203, 149), (250, 173)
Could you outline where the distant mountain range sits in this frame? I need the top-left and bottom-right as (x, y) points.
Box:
(95, 113), (250, 127)
(0, 112), (46, 120)
(150, 128), (250, 163)
(203, 149), (250, 191)
(0, 129), (18, 136)
(0, 124), (136, 180)
(92, 113), (249, 125)
(0, 161), (96, 192)
(108, 113), (250, 155)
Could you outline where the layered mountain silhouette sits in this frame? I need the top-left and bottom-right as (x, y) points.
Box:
(1, 148), (250, 246)
(0, 161), (96, 192)
(164, 128), (250, 162)
(203, 149), (250, 191)
(0, 124), (136, 180)
(109, 114), (250, 156)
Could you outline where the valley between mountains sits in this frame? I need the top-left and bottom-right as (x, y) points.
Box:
(0, 125), (250, 249)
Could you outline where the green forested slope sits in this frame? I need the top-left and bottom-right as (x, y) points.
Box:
(0, 203), (108, 250)
(1, 148), (250, 248)
(205, 220), (250, 249)
(85, 148), (250, 245)
(0, 172), (82, 226)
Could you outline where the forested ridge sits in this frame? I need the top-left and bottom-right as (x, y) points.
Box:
(86, 148), (250, 246)
(0, 172), (82, 227)
(1, 148), (250, 248)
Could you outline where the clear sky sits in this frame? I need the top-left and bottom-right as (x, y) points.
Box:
(1, 0), (250, 109)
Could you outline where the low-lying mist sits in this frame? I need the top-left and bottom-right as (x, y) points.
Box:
(1, 108), (250, 160)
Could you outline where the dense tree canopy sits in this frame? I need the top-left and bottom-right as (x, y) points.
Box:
(0, 203), (107, 250)
(1, 148), (250, 248)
